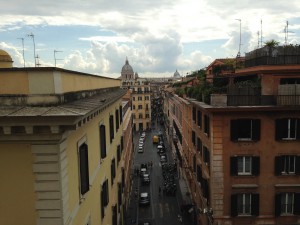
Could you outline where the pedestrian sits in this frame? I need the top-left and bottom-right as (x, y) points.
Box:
(150, 161), (153, 168)
(158, 186), (161, 196)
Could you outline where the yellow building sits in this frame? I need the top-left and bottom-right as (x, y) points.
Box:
(0, 51), (131, 225)
(132, 79), (151, 131)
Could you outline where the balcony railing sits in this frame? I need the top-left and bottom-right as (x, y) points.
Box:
(132, 90), (152, 94)
(220, 95), (300, 106)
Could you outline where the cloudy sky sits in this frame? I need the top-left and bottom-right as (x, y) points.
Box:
(1, 0), (300, 78)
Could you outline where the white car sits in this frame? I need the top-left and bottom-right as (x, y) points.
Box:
(138, 146), (144, 153)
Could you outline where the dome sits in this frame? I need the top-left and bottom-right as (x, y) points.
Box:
(0, 49), (13, 68)
(173, 69), (181, 78)
(0, 49), (13, 62)
(121, 58), (134, 74)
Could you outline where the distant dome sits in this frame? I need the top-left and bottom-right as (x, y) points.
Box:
(173, 69), (181, 78)
(0, 49), (13, 68)
(121, 58), (134, 74)
(135, 72), (139, 79)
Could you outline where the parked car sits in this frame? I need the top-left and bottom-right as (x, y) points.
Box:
(139, 192), (150, 206)
(138, 146), (144, 153)
(141, 173), (150, 185)
(152, 135), (159, 144)
(160, 155), (167, 163)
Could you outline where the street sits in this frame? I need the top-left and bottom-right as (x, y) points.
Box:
(126, 123), (193, 225)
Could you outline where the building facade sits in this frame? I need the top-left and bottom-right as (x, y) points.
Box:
(0, 52), (132, 225)
(163, 47), (300, 225)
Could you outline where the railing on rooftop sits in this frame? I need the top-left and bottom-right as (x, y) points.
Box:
(244, 45), (300, 67)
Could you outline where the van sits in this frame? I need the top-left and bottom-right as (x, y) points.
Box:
(152, 135), (159, 144)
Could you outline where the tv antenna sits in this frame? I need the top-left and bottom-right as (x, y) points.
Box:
(36, 54), (41, 67)
(17, 37), (25, 67)
(27, 33), (36, 67)
(260, 19), (263, 47)
(235, 19), (242, 57)
(54, 50), (63, 67)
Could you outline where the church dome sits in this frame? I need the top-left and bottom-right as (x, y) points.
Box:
(0, 49), (13, 68)
(121, 58), (134, 74)
(173, 69), (181, 78)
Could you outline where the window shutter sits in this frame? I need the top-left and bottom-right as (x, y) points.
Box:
(109, 115), (114, 143)
(294, 193), (300, 215)
(251, 194), (260, 216)
(275, 193), (281, 217)
(100, 125), (107, 159)
(115, 109), (119, 132)
(295, 156), (300, 175)
(230, 120), (238, 141)
(252, 119), (261, 141)
(231, 194), (238, 217)
(252, 156), (260, 176)
(101, 189), (105, 218)
(79, 144), (89, 195)
(121, 136), (124, 152)
(275, 119), (284, 140)
(274, 156), (282, 176)
(230, 157), (238, 176)
(119, 106), (123, 123)
(297, 119), (300, 140)
(197, 110), (202, 127)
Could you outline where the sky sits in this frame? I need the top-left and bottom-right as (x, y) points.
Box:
(1, 0), (300, 78)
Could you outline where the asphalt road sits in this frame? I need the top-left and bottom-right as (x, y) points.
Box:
(127, 124), (193, 225)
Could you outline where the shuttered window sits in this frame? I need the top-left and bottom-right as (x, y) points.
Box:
(115, 109), (119, 132)
(231, 193), (259, 217)
(192, 107), (196, 122)
(111, 158), (116, 185)
(192, 130), (196, 146)
(117, 145), (121, 164)
(275, 192), (300, 216)
(119, 105), (123, 123)
(231, 119), (260, 141)
(204, 115), (210, 136)
(79, 143), (89, 196)
(230, 156), (260, 176)
(101, 179), (109, 219)
(100, 125), (107, 159)
(275, 155), (300, 175)
(109, 115), (114, 143)
(197, 110), (202, 127)
(275, 118), (300, 140)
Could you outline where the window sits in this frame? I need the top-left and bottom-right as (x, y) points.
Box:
(231, 193), (259, 216)
(138, 105), (142, 109)
(196, 165), (202, 183)
(145, 96), (150, 100)
(230, 156), (260, 176)
(197, 110), (202, 127)
(109, 115), (114, 143)
(275, 118), (300, 140)
(111, 158), (116, 185)
(132, 97), (135, 101)
(146, 114), (149, 118)
(117, 145), (121, 164)
(275, 192), (300, 216)
(192, 107), (196, 122)
(79, 143), (89, 196)
(197, 137), (202, 155)
(139, 114), (143, 119)
(203, 146), (210, 166)
(100, 125), (107, 159)
(119, 105), (123, 123)
(231, 119), (260, 141)
(115, 109), (119, 132)
(118, 183), (122, 212)
(192, 130), (196, 146)
(101, 179), (109, 219)
(138, 96), (142, 101)
(275, 155), (300, 175)
(133, 105), (136, 110)
(112, 204), (117, 225)
(121, 136), (124, 152)
(204, 115), (210, 136)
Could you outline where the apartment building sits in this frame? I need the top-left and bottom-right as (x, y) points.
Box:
(131, 80), (151, 131)
(164, 46), (300, 225)
(0, 50), (132, 225)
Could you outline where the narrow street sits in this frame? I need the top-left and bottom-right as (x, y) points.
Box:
(126, 122), (194, 225)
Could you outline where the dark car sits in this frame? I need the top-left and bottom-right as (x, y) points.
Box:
(139, 192), (150, 206)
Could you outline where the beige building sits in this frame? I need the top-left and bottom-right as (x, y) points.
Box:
(0, 50), (132, 225)
(131, 79), (151, 131)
